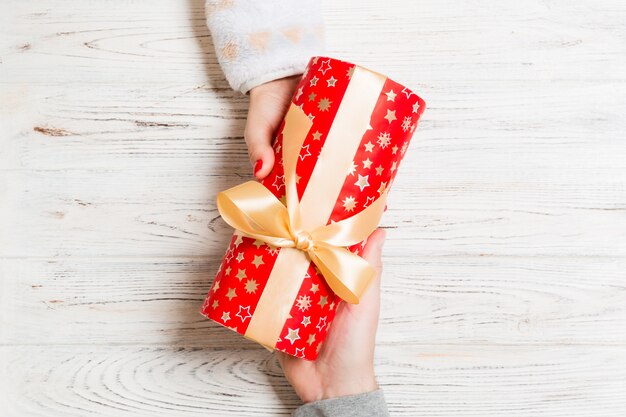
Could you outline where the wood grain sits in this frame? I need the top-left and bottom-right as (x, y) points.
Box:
(2, 0), (626, 415)
(2, 346), (625, 417)
(2, 257), (626, 346)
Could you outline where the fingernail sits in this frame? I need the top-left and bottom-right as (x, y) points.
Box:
(253, 160), (263, 177)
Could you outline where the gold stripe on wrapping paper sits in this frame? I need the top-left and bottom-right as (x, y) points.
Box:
(216, 66), (388, 351)
(245, 247), (310, 350)
(298, 66), (388, 231)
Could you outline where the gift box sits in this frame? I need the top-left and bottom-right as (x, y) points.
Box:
(201, 56), (426, 360)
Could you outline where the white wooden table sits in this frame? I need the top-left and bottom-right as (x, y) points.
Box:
(2, 0), (626, 415)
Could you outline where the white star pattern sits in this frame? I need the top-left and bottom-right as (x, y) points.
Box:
(364, 141), (374, 152)
(236, 305), (252, 322)
(402, 87), (414, 98)
(272, 175), (285, 191)
(295, 347), (306, 358)
(362, 158), (372, 169)
(385, 89), (397, 101)
(378, 182), (387, 196)
(299, 144), (312, 161)
(326, 76), (337, 87)
(265, 245), (280, 256)
(295, 87), (303, 101)
(363, 196), (376, 208)
(319, 59), (332, 75)
(412, 101), (420, 114)
(285, 328), (300, 344)
(316, 316), (328, 331)
(354, 174), (370, 191)
(348, 161), (357, 176)
(302, 316), (311, 327)
(310, 76), (319, 86)
(384, 109), (396, 123)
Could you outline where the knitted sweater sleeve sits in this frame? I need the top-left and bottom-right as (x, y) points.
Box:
(293, 389), (390, 417)
(205, 0), (325, 94)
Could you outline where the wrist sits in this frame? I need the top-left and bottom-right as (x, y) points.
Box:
(320, 376), (378, 402)
(298, 371), (377, 403)
(249, 75), (300, 99)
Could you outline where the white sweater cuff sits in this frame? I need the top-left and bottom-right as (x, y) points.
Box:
(205, 0), (325, 94)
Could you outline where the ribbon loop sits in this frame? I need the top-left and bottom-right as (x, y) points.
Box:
(217, 178), (385, 304)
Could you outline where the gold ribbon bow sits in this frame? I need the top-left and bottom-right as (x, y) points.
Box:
(217, 67), (388, 349)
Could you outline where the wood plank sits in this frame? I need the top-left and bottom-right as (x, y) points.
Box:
(2, 0), (625, 84)
(2, 79), (625, 171)
(2, 166), (625, 258)
(2, 345), (625, 416)
(2, 257), (625, 346)
(2, 0), (626, 415)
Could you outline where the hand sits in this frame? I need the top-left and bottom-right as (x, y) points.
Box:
(245, 75), (301, 179)
(276, 229), (387, 403)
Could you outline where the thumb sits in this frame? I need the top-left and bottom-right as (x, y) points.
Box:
(244, 119), (276, 180)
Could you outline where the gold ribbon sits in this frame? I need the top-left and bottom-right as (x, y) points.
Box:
(217, 66), (388, 349)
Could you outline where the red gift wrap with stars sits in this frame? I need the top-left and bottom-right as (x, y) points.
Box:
(201, 56), (426, 360)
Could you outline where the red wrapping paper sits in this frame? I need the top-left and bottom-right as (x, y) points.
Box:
(201, 56), (426, 360)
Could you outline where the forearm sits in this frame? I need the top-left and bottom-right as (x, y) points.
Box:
(205, 0), (324, 94)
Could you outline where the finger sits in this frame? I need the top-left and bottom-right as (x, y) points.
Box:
(350, 229), (385, 309)
(244, 120), (276, 180)
(361, 228), (386, 278)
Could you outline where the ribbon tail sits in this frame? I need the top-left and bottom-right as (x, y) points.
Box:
(309, 244), (377, 304)
(311, 190), (388, 247)
(216, 181), (294, 246)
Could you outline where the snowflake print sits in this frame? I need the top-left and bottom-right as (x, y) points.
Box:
(402, 116), (412, 132)
(377, 131), (391, 149)
(296, 294), (312, 311)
